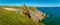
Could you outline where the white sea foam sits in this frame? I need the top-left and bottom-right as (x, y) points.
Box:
(46, 15), (50, 18)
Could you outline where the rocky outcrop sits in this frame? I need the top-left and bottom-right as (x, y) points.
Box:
(19, 5), (46, 23)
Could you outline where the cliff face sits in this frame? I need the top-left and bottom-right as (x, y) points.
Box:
(19, 5), (46, 23)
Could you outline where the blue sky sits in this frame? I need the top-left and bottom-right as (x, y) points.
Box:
(0, 0), (60, 7)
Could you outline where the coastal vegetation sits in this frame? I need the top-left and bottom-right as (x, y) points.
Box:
(0, 8), (39, 25)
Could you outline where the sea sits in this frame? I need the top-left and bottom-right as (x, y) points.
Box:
(37, 7), (60, 25)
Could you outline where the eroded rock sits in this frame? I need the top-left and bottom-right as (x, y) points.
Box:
(19, 5), (46, 23)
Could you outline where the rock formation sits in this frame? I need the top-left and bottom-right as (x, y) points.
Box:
(19, 5), (46, 23)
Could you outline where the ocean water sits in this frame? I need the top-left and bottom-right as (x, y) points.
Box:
(37, 7), (60, 25)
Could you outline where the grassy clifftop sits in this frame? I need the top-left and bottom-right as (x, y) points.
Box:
(0, 9), (40, 25)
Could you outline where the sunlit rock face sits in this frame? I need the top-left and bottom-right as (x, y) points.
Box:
(29, 10), (46, 22)
(19, 5), (46, 23)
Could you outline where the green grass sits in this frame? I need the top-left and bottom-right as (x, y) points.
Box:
(0, 8), (40, 25)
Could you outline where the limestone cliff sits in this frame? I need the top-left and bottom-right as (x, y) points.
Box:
(19, 5), (46, 23)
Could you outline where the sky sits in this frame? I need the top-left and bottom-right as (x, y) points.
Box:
(0, 0), (60, 7)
